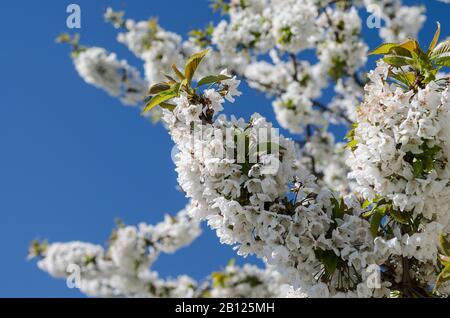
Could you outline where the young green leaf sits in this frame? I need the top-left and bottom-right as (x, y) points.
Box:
(389, 71), (415, 88)
(163, 73), (177, 83)
(369, 43), (399, 55)
(56, 33), (71, 44)
(440, 234), (450, 257)
(402, 72), (416, 85)
(389, 208), (410, 225)
(435, 265), (450, 290)
(197, 74), (231, 87)
(383, 55), (415, 67)
(211, 272), (227, 287)
(434, 56), (450, 67)
(172, 64), (185, 81)
(322, 252), (339, 277)
(412, 159), (424, 178)
(389, 46), (413, 58)
(227, 258), (236, 267)
(346, 139), (358, 151)
(398, 39), (419, 53)
(148, 83), (171, 95)
(370, 210), (384, 237)
(142, 83), (180, 113)
(439, 254), (450, 266)
(344, 123), (359, 151)
(428, 22), (441, 55)
(432, 40), (450, 58)
(361, 209), (375, 219)
(159, 102), (176, 111)
(184, 49), (209, 85)
(315, 249), (339, 277)
(362, 199), (371, 209)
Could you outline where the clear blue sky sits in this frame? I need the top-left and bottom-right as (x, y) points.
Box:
(0, 0), (448, 297)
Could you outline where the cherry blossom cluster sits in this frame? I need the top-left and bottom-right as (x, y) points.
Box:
(73, 47), (147, 106)
(347, 61), (450, 295)
(205, 262), (285, 298)
(30, 204), (286, 297)
(30, 205), (201, 297)
(364, 0), (426, 43)
(38, 0), (450, 298)
(158, 71), (396, 297)
(90, 1), (429, 138)
(297, 129), (355, 194)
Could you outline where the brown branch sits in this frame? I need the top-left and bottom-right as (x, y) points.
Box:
(305, 125), (319, 178)
(290, 53), (299, 82)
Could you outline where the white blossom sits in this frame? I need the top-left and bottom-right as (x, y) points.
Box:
(73, 47), (147, 106)
(41, 0), (450, 298)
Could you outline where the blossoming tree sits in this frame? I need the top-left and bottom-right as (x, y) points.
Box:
(30, 0), (450, 298)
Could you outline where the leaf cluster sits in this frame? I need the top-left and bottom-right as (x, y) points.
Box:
(143, 50), (231, 114)
(369, 23), (450, 90)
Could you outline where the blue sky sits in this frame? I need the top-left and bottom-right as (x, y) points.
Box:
(0, 0), (448, 297)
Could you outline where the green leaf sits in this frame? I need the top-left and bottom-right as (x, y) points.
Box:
(331, 197), (350, 220)
(369, 43), (399, 55)
(346, 139), (358, 151)
(440, 234), (450, 257)
(369, 40), (419, 56)
(389, 71), (415, 87)
(434, 56), (450, 67)
(415, 47), (432, 67)
(439, 254), (450, 266)
(28, 240), (48, 259)
(432, 40), (450, 58)
(56, 33), (71, 43)
(211, 272), (228, 288)
(389, 46), (413, 58)
(370, 210), (384, 237)
(398, 39), (419, 53)
(435, 265), (450, 290)
(148, 18), (158, 34)
(412, 159), (423, 178)
(389, 208), (410, 225)
(315, 249), (339, 277)
(331, 197), (342, 220)
(402, 72), (417, 84)
(323, 253), (338, 276)
(142, 83), (180, 113)
(181, 78), (189, 89)
(277, 26), (293, 44)
(345, 123), (359, 151)
(114, 218), (126, 228)
(163, 73), (177, 83)
(171, 64), (185, 81)
(148, 83), (171, 95)
(328, 57), (346, 81)
(159, 102), (176, 111)
(383, 55), (415, 67)
(197, 74), (231, 87)
(428, 22), (441, 56)
(361, 209), (375, 219)
(362, 199), (371, 209)
(184, 49), (209, 85)
(227, 258), (236, 267)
